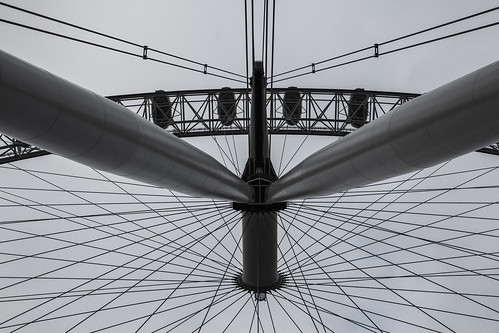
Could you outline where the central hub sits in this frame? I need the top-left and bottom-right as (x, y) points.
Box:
(234, 271), (287, 295)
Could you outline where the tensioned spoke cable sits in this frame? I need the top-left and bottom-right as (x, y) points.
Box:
(276, 132), (313, 177)
(326, 165), (499, 262)
(278, 209), (329, 333)
(273, 289), (379, 333)
(92, 169), (244, 270)
(306, 269), (499, 285)
(286, 165), (439, 268)
(302, 284), (499, 323)
(213, 134), (242, 177)
(378, 21), (499, 57)
(78, 285), (239, 332)
(250, 0), (256, 63)
(282, 239), (453, 331)
(248, 296), (257, 333)
(215, 199), (244, 257)
(298, 199), (499, 236)
(275, 287), (440, 332)
(65, 208), (241, 332)
(0, 279), (234, 303)
(195, 214), (245, 332)
(262, 0), (268, 65)
(281, 206), (499, 322)
(293, 232), (499, 279)
(2, 285), (237, 332)
(305, 278), (499, 298)
(0, 204), (238, 277)
(90, 276), (237, 331)
(305, 183), (499, 202)
(6, 228), (191, 331)
(278, 212), (382, 331)
(169, 189), (243, 270)
(91, 289), (239, 332)
(2, 208), (239, 278)
(280, 219), (466, 326)
(132, 205), (245, 332)
(0, 184), (240, 277)
(331, 166), (434, 247)
(91, 170), (232, 265)
(285, 191), (349, 261)
(282, 204), (499, 278)
(221, 294), (253, 333)
(0, 205), (242, 326)
(268, 291), (306, 333)
(162, 287), (245, 333)
(305, 282), (499, 324)
(290, 219), (498, 290)
(356, 163), (499, 190)
(268, 0), (277, 163)
(265, 295), (277, 333)
(2, 2), (499, 332)
(295, 232), (499, 287)
(2, 208), (245, 324)
(1, 163), (227, 196)
(307, 201), (499, 223)
(287, 162), (499, 265)
(274, 212), (328, 333)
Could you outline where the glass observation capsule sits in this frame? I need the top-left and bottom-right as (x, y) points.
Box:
(152, 90), (172, 129)
(282, 86), (302, 126)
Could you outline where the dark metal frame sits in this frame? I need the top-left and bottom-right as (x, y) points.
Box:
(2, 88), (498, 164)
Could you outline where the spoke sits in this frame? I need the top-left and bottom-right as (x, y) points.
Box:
(278, 211), (382, 332)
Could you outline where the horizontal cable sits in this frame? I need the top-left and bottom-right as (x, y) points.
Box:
(0, 18), (246, 84)
(273, 5), (499, 83)
(0, 2), (246, 79)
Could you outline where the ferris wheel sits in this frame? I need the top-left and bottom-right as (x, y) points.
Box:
(1, 2), (499, 332)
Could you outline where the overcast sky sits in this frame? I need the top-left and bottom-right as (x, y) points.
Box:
(1, 0), (499, 96)
(1, 1), (499, 332)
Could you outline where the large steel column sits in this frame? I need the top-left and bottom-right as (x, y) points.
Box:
(0, 50), (252, 202)
(241, 211), (279, 289)
(267, 59), (499, 202)
(240, 62), (281, 291)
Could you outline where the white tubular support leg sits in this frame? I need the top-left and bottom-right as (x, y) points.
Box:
(0, 50), (252, 202)
(268, 60), (499, 202)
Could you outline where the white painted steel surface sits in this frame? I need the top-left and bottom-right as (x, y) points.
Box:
(0, 50), (252, 202)
(268, 60), (499, 202)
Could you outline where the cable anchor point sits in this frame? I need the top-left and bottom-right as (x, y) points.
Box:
(374, 43), (379, 58)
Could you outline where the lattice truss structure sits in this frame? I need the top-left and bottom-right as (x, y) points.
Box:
(2, 88), (497, 164)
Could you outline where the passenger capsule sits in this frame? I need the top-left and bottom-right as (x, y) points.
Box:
(151, 90), (172, 129)
(282, 87), (302, 126)
(348, 88), (368, 128)
(217, 87), (237, 126)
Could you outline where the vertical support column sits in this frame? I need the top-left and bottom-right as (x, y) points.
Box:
(241, 211), (279, 289)
(238, 62), (282, 292)
(248, 61), (269, 172)
(242, 61), (276, 203)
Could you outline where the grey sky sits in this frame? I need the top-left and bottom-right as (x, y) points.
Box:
(1, 1), (499, 332)
(1, 0), (499, 94)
